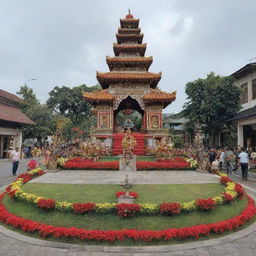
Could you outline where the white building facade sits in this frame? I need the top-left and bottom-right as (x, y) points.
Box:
(231, 62), (256, 149)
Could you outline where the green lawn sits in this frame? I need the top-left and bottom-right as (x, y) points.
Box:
(99, 156), (156, 162)
(3, 195), (247, 231)
(21, 183), (225, 203)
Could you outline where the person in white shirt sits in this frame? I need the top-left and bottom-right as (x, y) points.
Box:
(238, 148), (249, 181)
(10, 147), (20, 176)
(219, 148), (225, 171)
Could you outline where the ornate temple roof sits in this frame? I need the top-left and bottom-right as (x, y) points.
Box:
(83, 89), (115, 104)
(113, 43), (146, 56)
(116, 33), (144, 44)
(106, 56), (153, 70)
(120, 18), (139, 26)
(118, 28), (141, 34)
(143, 89), (176, 108)
(96, 72), (162, 89)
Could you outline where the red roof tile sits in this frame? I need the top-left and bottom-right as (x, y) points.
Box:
(0, 103), (35, 125)
(96, 71), (161, 89)
(83, 89), (115, 103)
(143, 89), (176, 108)
(0, 89), (21, 103)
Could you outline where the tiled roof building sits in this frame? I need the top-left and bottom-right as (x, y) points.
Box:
(0, 89), (34, 158)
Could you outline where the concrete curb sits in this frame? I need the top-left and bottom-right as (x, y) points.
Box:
(0, 220), (255, 253)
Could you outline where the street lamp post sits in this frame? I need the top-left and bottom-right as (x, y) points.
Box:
(24, 78), (36, 85)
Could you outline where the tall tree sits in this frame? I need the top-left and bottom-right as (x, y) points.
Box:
(23, 104), (55, 146)
(182, 72), (241, 146)
(46, 84), (99, 126)
(17, 86), (54, 145)
(17, 85), (40, 111)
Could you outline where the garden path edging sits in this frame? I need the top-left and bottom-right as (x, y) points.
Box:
(0, 221), (255, 253)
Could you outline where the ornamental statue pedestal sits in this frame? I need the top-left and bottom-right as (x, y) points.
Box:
(119, 154), (137, 172)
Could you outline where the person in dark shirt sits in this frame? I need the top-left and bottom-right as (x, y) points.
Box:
(209, 148), (217, 165)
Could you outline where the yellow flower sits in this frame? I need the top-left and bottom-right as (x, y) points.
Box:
(95, 203), (116, 213)
(55, 201), (72, 211)
(212, 196), (224, 204)
(181, 200), (197, 211)
(140, 203), (159, 214)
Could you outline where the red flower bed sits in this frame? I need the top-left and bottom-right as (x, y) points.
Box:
(35, 170), (46, 176)
(116, 203), (141, 218)
(137, 159), (190, 170)
(116, 191), (139, 198)
(160, 203), (181, 215)
(37, 199), (55, 211)
(64, 157), (190, 170)
(72, 202), (95, 214)
(64, 157), (119, 170)
(235, 183), (245, 198)
(6, 187), (17, 199)
(223, 192), (233, 203)
(196, 198), (216, 210)
(17, 173), (32, 183)
(0, 192), (255, 242)
(220, 176), (232, 185)
(27, 160), (37, 170)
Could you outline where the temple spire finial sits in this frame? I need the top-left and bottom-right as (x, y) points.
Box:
(126, 9), (133, 19)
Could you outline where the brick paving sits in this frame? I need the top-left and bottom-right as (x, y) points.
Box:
(0, 162), (255, 256)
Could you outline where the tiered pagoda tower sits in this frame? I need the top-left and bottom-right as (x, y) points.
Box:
(84, 11), (176, 145)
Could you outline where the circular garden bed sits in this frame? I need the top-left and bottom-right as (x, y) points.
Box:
(0, 167), (255, 245)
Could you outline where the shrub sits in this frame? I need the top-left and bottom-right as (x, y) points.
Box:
(160, 203), (181, 215)
(116, 203), (140, 218)
(72, 202), (95, 214)
(196, 198), (216, 210)
(223, 192), (233, 203)
(27, 160), (37, 170)
(38, 199), (55, 211)
(234, 183), (245, 198)
(220, 176), (232, 185)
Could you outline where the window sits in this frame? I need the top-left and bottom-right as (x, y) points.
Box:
(240, 83), (248, 104)
(252, 79), (256, 100)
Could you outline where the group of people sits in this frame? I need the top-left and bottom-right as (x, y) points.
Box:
(208, 147), (254, 180)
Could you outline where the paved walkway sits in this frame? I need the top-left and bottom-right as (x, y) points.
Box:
(0, 164), (256, 255)
(29, 170), (219, 184)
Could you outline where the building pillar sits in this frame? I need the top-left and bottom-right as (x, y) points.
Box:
(237, 124), (244, 147)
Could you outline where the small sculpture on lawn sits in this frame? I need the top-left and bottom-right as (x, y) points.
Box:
(121, 175), (133, 190)
(118, 175), (135, 204)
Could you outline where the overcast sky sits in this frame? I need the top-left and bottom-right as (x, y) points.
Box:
(1, 0), (256, 113)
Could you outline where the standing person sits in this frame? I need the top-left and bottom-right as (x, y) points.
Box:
(219, 148), (225, 171)
(224, 147), (234, 176)
(9, 147), (21, 176)
(239, 148), (249, 181)
(208, 148), (217, 169)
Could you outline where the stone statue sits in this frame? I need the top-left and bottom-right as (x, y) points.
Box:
(194, 121), (209, 171)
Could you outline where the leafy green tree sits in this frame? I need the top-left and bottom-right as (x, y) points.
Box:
(22, 104), (55, 146)
(17, 86), (54, 145)
(47, 84), (99, 126)
(182, 72), (241, 146)
(17, 85), (40, 111)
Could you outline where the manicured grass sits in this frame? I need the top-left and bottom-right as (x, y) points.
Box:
(2, 195), (248, 231)
(99, 156), (156, 162)
(22, 183), (225, 203)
